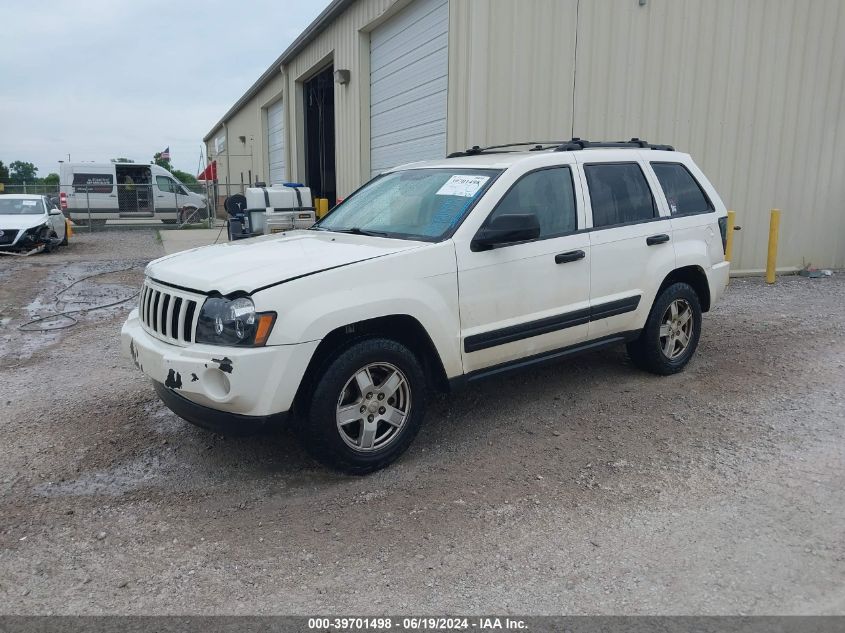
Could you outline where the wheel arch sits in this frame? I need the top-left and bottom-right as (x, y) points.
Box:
(293, 314), (450, 413)
(658, 265), (711, 312)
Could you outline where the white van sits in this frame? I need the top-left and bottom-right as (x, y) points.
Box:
(59, 162), (207, 225)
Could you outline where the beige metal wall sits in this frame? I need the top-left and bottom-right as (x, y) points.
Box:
(447, 0), (578, 154)
(206, 72), (286, 191)
(282, 0), (408, 198)
(449, 0), (845, 271)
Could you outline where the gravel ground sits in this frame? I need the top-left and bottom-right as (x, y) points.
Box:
(0, 231), (843, 615)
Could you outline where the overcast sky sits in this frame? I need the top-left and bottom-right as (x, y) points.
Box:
(1, 0), (328, 177)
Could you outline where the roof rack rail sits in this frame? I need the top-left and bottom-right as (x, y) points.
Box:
(447, 141), (568, 158)
(445, 138), (674, 159)
(554, 137), (674, 152)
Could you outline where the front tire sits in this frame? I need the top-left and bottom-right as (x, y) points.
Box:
(179, 206), (199, 225)
(627, 282), (702, 375)
(300, 337), (428, 474)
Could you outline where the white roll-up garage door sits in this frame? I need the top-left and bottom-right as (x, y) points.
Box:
(370, 0), (448, 176)
(267, 100), (285, 185)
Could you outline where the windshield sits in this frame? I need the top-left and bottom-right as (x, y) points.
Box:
(0, 198), (45, 215)
(314, 168), (501, 241)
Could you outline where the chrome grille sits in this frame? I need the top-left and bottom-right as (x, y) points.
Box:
(139, 280), (203, 344)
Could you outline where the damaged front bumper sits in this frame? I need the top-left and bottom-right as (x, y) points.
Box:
(0, 226), (54, 254)
(121, 308), (319, 432)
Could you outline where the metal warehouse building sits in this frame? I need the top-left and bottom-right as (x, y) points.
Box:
(204, 0), (845, 272)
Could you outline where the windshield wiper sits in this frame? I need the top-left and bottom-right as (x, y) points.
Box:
(327, 227), (391, 237)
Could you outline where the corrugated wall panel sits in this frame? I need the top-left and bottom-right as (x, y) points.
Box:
(370, 0), (449, 175)
(266, 99), (286, 185)
(571, 0), (845, 271)
(447, 0), (579, 154)
(283, 0), (400, 198)
(207, 72), (285, 191)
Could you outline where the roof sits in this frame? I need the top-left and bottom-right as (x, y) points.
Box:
(203, 0), (357, 142)
(0, 193), (45, 199)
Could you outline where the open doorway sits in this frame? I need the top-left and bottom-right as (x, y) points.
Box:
(303, 64), (336, 205)
(115, 164), (153, 217)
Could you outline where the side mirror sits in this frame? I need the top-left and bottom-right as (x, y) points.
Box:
(471, 213), (541, 251)
(49, 208), (63, 216)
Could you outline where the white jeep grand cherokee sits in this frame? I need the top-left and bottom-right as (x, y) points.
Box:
(122, 139), (730, 473)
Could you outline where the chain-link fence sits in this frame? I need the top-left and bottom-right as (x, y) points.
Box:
(1, 180), (218, 232)
(1, 179), (320, 233)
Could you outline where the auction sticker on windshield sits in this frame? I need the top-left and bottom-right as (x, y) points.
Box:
(436, 174), (489, 198)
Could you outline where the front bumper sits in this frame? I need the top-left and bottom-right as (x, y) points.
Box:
(153, 381), (286, 434)
(121, 308), (319, 423)
(0, 227), (42, 251)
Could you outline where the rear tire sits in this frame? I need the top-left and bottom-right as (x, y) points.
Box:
(627, 282), (702, 375)
(299, 337), (428, 474)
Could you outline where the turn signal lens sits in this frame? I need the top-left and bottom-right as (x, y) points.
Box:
(254, 313), (276, 346)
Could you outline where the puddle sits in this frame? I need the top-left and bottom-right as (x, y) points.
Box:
(1, 260), (144, 361)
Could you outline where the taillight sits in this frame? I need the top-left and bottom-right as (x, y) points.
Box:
(718, 216), (727, 253)
(59, 192), (67, 210)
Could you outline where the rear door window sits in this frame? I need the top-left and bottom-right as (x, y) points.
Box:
(585, 163), (657, 228)
(651, 162), (713, 215)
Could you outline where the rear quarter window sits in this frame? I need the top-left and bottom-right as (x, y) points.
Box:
(651, 162), (713, 215)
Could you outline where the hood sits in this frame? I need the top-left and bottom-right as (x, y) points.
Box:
(0, 214), (48, 232)
(145, 230), (425, 295)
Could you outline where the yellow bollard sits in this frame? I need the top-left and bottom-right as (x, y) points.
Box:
(725, 210), (736, 262)
(316, 198), (329, 218)
(765, 209), (781, 284)
(66, 218), (74, 239)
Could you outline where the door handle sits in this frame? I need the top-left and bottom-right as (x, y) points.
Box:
(646, 234), (670, 246)
(555, 250), (586, 264)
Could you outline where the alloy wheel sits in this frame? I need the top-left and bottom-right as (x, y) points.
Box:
(335, 362), (411, 452)
(659, 298), (694, 360)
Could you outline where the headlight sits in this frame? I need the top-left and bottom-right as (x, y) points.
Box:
(195, 297), (276, 347)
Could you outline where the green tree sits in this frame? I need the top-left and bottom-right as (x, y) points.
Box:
(43, 173), (60, 186)
(9, 160), (38, 183)
(0, 161), (9, 184)
(171, 169), (197, 185)
(111, 157), (135, 163)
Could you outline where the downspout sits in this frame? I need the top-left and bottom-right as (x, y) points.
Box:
(223, 121), (232, 194)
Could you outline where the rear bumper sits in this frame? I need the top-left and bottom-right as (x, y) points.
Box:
(153, 381), (287, 435)
(707, 260), (731, 307)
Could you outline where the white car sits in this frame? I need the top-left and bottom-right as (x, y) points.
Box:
(122, 139), (730, 473)
(0, 194), (68, 252)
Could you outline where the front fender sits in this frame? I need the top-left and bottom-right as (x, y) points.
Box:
(256, 242), (463, 378)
